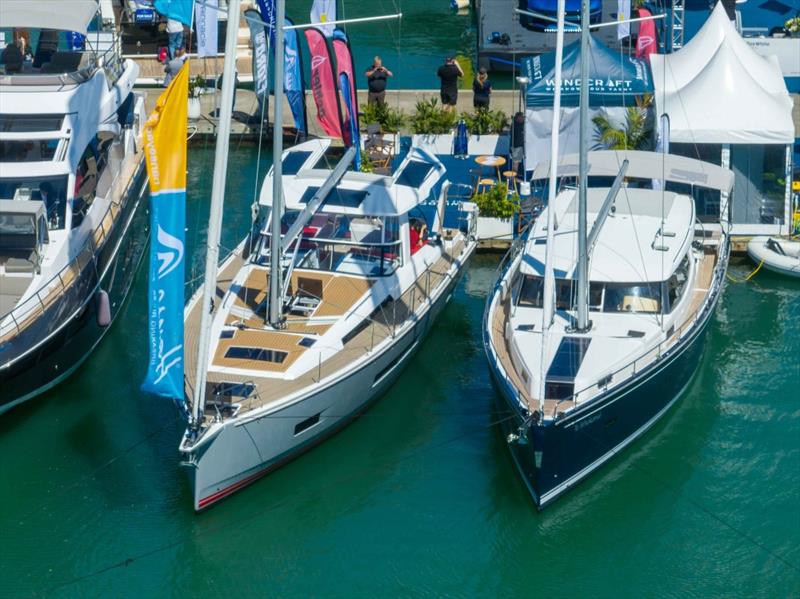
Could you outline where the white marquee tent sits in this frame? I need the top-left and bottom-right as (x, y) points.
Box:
(651, 2), (793, 144)
(651, 2), (794, 234)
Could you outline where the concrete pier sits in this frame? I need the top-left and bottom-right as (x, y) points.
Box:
(140, 87), (525, 140)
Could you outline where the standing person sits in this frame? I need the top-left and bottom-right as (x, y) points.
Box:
(437, 56), (463, 111)
(472, 67), (492, 108)
(166, 18), (184, 60)
(365, 56), (393, 106)
(164, 47), (187, 87)
(510, 112), (525, 174)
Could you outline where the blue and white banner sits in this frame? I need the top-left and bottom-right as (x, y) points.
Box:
(142, 62), (188, 403)
(255, 0), (276, 45)
(310, 0), (336, 37)
(245, 8), (270, 120)
(195, 0), (218, 57)
(617, 0), (631, 39)
(154, 0), (194, 27)
(284, 17), (308, 135)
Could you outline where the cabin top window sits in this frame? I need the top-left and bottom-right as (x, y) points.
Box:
(0, 114), (64, 133)
(0, 139), (60, 163)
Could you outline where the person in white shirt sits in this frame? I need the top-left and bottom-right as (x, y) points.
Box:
(166, 18), (184, 60)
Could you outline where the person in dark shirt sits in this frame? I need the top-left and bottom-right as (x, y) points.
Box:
(365, 56), (393, 106)
(1, 41), (24, 74)
(472, 67), (492, 108)
(436, 57), (463, 110)
(510, 112), (525, 173)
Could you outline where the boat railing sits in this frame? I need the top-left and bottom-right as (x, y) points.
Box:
(0, 175), (133, 345)
(549, 282), (719, 419)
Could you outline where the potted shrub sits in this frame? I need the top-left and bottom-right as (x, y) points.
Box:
(410, 98), (459, 153)
(785, 16), (800, 37)
(187, 74), (205, 120)
(460, 107), (509, 136)
(472, 182), (520, 242)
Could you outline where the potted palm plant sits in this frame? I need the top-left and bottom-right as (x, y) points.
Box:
(187, 74), (205, 120)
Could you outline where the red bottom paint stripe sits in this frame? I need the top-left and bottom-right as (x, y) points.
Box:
(198, 465), (275, 509)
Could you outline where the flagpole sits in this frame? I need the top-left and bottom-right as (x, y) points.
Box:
(191, 0), (242, 431)
(267, 0), (286, 327)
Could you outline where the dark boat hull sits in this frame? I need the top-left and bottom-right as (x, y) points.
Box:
(487, 248), (728, 509)
(0, 166), (149, 413)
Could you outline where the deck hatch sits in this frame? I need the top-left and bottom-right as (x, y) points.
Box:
(395, 161), (434, 188)
(224, 346), (288, 364)
(546, 337), (591, 381)
(282, 151), (313, 175)
(298, 186), (368, 208)
(210, 382), (255, 399)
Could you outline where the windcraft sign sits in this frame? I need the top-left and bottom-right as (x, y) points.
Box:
(523, 37), (653, 108)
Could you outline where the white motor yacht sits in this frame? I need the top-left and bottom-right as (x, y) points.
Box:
(0, 0), (149, 413)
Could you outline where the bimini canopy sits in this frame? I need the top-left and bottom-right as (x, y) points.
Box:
(0, 0), (99, 35)
(522, 35), (652, 108)
(650, 2), (793, 144)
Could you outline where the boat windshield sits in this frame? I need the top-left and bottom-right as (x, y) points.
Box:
(0, 175), (68, 230)
(262, 210), (403, 277)
(0, 29), (94, 77)
(517, 275), (663, 314)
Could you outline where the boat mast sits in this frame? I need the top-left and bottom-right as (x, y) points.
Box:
(575, 0), (590, 331)
(268, 0), (286, 327)
(190, 0), (243, 431)
(539, 0), (566, 411)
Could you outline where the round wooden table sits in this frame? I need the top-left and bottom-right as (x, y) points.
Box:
(475, 155), (507, 180)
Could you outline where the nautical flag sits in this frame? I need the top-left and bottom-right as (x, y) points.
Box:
(195, 0), (218, 57)
(305, 27), (345, 139)
(636, 8), (657, 61)
(310, 0), (336, 37)
(245, 8), (270, 120)
(154, 0), (194, 27)
(332, 30), (360, 167)
(255, 0), (276, 45)
(617, 0), (631, 40)
(284, 17), (308, 135)
(142, 61), (188, 403)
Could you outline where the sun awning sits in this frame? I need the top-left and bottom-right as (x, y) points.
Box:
(531, 150), (735, 193)
(0, 0), (99, 35)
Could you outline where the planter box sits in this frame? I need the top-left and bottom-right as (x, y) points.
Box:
(477, 215), (514, 242)
(411, 133), (510, 156)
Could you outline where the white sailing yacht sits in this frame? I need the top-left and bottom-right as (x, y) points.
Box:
(0, 0), (149, 413)
(178, 1), (477, 510)
(483, 0), (735, 508)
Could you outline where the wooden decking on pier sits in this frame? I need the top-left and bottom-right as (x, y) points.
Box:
(183, 240), (467, 421)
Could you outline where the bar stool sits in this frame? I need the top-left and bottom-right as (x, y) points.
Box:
(502, 170), (518, 195)
(476, 178), (496, 195)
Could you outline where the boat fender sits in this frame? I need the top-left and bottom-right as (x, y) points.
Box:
(500, 278), (510, 301)
(96, 289), (111, 327)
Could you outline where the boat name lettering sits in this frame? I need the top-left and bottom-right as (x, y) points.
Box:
(574, 412), (601, 431)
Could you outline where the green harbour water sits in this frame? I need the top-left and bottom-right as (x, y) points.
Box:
(0, 143), (798, 597)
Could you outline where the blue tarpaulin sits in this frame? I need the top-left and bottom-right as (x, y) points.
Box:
(522, 35), (653, 108)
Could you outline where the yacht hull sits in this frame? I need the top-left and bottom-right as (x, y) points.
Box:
(184, 244), (474, 511)
(0, 167), (149, 414)
(488, 249), (728, 510)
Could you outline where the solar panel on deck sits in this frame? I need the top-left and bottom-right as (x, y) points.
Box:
(546, 337), (591, 382)
(282, 151), (313, 175)
(396, 161), (435, 188)
(298, 186), (368, 208)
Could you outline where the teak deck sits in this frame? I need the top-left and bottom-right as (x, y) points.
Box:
(184, 241), (466, 421)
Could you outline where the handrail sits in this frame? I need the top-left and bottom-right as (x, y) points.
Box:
(0, 159), (140, 342)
